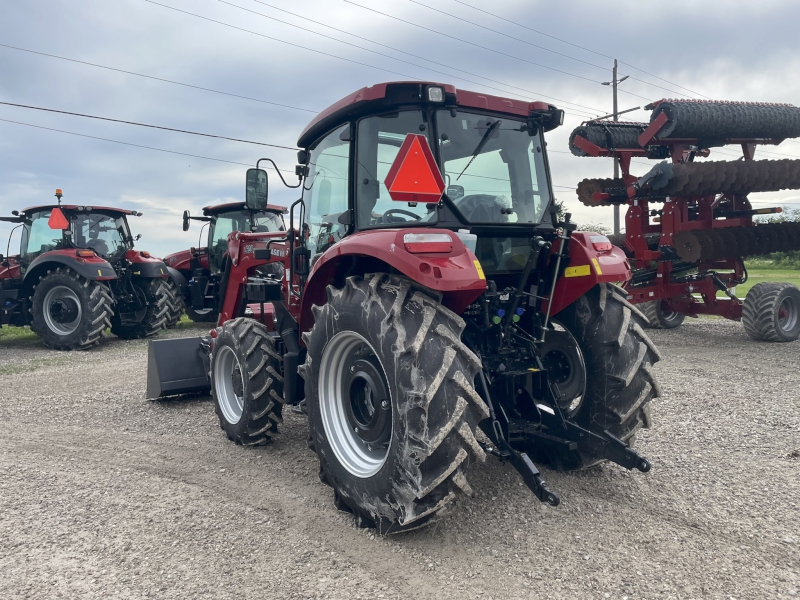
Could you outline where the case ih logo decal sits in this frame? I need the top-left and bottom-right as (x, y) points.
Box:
(384, 134), (445, 203)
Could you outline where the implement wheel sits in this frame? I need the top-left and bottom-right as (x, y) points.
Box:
(211, 317), (285, 445)
(302, 273), (489, 534)
(30, 267), (113, 350)
(542, 284), (662, 471)
(742, 282), (800, 342)
(186, 306), (218, 323)
(641, 299), (685, 329)
(111, 278), (171, 339)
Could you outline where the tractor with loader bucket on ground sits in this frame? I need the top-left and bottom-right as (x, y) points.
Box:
(148, 82), (660, 533)
(0, 190), (184, 350)
(570, 99), (800, 342)
(164, 200), (287, 323)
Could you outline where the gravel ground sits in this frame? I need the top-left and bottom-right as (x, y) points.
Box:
(1, 319), (798, 600)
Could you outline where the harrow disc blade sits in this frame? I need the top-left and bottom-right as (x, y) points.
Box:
(674, 222), (800, 262)
(635, 159), (800, 198)
(576, 178), (628, 206)
(649, 100), (800, 141)
(569, 122), (648, 156)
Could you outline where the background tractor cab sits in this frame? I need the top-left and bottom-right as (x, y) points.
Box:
(0, 190), (183, 349)
(149, 81), (658, 535)
(165, 200), (286, 322)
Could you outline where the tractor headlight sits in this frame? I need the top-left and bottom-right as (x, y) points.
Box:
(427, 86), (444, 103)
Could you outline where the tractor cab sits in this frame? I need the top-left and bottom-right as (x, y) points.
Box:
(17, 205), (139, 272)
(204, 203), (285, 274)
(290, 82), (564, 278)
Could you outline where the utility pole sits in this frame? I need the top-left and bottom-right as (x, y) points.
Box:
(602, 60), (629, 235)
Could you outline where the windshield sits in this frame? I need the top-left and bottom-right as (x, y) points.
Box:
(71, 212), (131, 258)
(208, 209), (284, 273)
(436, 110), (551, 225)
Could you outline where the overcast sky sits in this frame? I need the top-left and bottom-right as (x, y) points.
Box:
(2, 0), (800, 257)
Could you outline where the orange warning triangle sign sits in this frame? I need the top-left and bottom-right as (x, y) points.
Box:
(384, 134), (445, 203)
(48, 207), (69, 230)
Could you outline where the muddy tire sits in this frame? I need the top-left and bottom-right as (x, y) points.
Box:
(545, 283), (662, 471)
(163, 278), (184, 329)
(301, 273), (489, 534)
(640, 299), (685, 329)
(210, 317), (285, 445)
(30, 267), (113, 350)
(742, 282), (800, 342)
(186, 306), (218, 323)
(110, 278), (171, 339)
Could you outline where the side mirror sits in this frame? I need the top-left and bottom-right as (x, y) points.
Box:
(135, 233), (142, 241)
(246, 168), (269, 210)
(183, 210), (191, 232)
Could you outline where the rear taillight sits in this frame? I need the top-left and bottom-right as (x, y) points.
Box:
(590, 235), (613, 252)
(140, 251), (151, 258)
(403, 233), (453, 254)
(76, 250), (95, 258)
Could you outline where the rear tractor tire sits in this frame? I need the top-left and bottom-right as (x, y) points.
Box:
(110, 278), (172, 339)
(742, 282), (800, 342)
(640, 299), (685, 329)
(542, 283), (662, 471)
(163, 278), (184, 329)
(210, 317), (285, 445)
(30, 267), (113, 350)
(301, 273), (490, 534)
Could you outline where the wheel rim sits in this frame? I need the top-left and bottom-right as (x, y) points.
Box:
(659, 302), (682, 324)
(540, 323), (586, 418)
(214, 345), (245, 424)
(42, 285), (82, 336)
(193, 308), (214, 315)
(319, 331), (392, 478)
(778, 296), (799, 332)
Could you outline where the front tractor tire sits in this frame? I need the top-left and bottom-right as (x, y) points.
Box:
(641, 299), (686, 329)
(110, 278), (172, 339)
(210, 318), (285, 445)
(30, 267), (113, 350)
(742, 282), (800, 342)
(302, 274), (490, 534)
(548, 283), (662, 471)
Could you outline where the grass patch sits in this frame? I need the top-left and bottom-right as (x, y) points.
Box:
(736, 266), (800, 297)
(0, 326), (39, 345)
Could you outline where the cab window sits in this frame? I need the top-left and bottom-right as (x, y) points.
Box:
(355, 111), (432, 228)
(20, 211), (60, 263)
(303, 124), (350, 257)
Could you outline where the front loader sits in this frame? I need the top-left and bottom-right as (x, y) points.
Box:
(148, 82), (660, 533)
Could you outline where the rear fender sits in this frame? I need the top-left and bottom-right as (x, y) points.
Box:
(546, 232), (632, 316)
(165, 266), (189, 295)
(24, 251), (116, 285)
(125, 250), (169, 278)
(299, 228), (487, 333)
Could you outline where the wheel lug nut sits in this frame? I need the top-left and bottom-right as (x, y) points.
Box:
(381, 400), (388, 409)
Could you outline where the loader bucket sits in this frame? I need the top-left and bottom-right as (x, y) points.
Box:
(146, 337), (211, 399)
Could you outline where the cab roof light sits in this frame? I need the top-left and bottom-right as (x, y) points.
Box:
(427, 86), (444, 103)
(403, 232), (453, 254)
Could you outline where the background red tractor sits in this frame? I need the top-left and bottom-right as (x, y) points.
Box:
(0, 190), (183, 349)
(148, 82), (660, 533)
(164, 201), (287, 323)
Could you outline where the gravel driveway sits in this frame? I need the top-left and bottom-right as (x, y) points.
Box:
(1, 319), (798, 599)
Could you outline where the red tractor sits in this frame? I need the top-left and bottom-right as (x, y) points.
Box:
(164, 201), (287, 323)
(0, 190), (183, 350)
(148, 82), (660, 533)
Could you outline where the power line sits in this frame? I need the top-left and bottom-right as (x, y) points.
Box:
(238, 0), (607, 118)
(0, 43), (317, 114)
(0, 101), (299, 150)
(450, 0), (712, 100)
(0, 118), (253, 167)
(406, 0), (697, 101)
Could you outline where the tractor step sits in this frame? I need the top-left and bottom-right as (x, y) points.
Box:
(146, 336), (211, 399)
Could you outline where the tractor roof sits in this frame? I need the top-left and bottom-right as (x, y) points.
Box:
(21, 204), (136, 216)
(201, 202), (288, 216)
(298, 81), (554, 149)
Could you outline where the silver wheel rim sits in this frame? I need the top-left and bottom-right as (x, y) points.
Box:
(194, 308), (214, 315)
(43, 285), (82, 336)
(778, 296), (799, 332)
(318, 331), (392, 478)
(214, 345), (244, 424)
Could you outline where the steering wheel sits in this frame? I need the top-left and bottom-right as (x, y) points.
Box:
(379, 208), (421, 222)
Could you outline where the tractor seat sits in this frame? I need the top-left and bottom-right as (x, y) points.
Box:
(86, 239), (109, 256)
